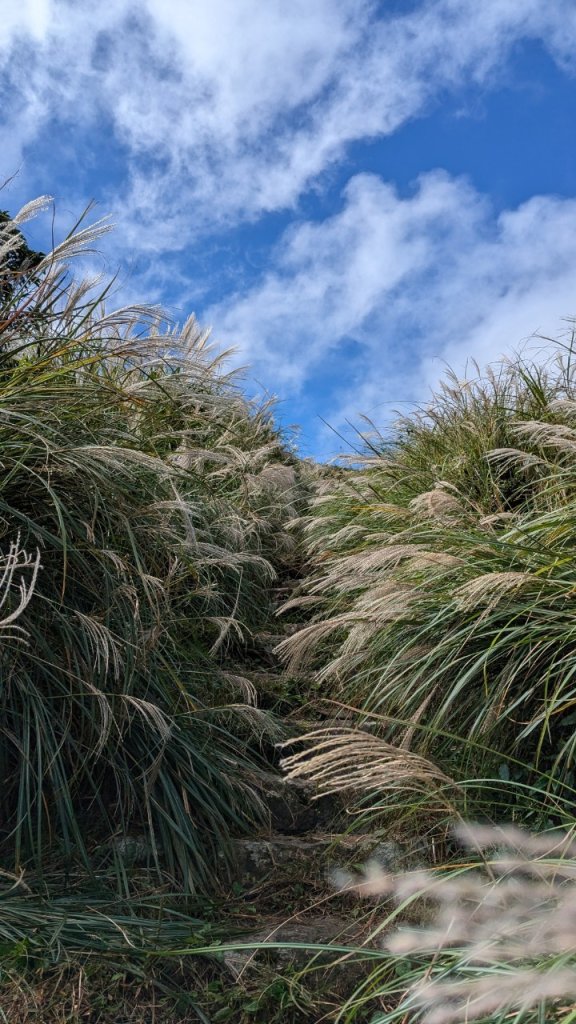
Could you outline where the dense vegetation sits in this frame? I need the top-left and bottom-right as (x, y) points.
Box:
(280, 356), (576, 804)
(0, 199), (312, 1019)
(2, 199), (576, 1023)
(279, 355), (576, 1022)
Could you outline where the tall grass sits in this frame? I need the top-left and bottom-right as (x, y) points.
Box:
(327, 823), (576, 1024)
(278, 348), (576, 799)
(10, 196), (576, 1022)
(279, 725), (576, 1022)
(0, 199), (303, 890)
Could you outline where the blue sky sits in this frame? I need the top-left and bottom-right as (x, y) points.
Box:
(2, 0), (576, 458)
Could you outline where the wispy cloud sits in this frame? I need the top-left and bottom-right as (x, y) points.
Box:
(2, 1), (576, 457)
(2, 0), (576, 242)
(207, 172), (576, 451)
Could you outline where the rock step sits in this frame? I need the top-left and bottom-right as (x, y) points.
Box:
(221, 912), (374, 982)
(262, 772), (341, 834)
(228, 832), (428, 882)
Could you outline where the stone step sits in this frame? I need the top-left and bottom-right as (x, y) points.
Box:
(261, 772), (342, 834)
(227, 832), (428, 883)
(221, 912), (372, 981)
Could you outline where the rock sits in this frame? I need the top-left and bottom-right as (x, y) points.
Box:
(261, 773), (341, 834)
(228, 835), (330, 879)
(368, 837), (429, 873)
(96, 834), (154, 867)
(221, 912), (373, 988)
(226, 831), (429, 884)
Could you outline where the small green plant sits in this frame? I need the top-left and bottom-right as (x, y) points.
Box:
(200, 966), (317, 1024)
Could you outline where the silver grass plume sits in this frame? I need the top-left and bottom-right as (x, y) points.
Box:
(281, 728), (457, 807)
(453, 570), (537, 613)
(335, 824), (576, 1024)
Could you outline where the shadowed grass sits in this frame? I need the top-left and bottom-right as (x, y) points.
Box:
(0, 199), (306, 890)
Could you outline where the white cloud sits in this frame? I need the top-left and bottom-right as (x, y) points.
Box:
(2, 0), (576, 241)
(0, 0), (50, 49)
(2, 0), (576, 458)
(205, 172), (576, 452)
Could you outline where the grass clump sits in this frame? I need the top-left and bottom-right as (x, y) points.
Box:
(326, 824), (576, 1024)
(0, 197), (316, 1019)
(279, 349), (576, 799)
(274, 351), (576, 1022)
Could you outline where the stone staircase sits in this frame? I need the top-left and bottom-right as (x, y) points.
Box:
(217, 770), (431, 1019)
